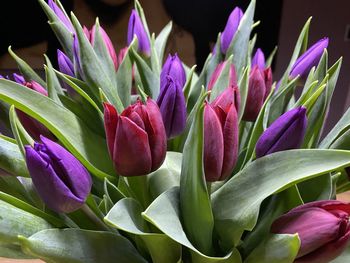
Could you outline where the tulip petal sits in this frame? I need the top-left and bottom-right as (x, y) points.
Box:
(252, 48), (266, 70)
(113, 116), (152, 176)
(144, 98), (167, 171)
(160, 54), (186, 90)
(204, 104), (224, 182)
(243, 66), (266, 121)
(103, 103), (118, 158)
(39, 136), (92, 202)
(221, 7), (243, 54)
(25, 146), (84, 213)
(271, 207), (342, 257)
(212, 85), (240, 113)
(263, 67), (273, 100)
(256, 107), (307, 157)
(221, 104), (239, 180)
(127, 9), (151, 56)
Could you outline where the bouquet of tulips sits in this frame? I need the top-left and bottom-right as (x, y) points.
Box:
(1, 0), (350, 262)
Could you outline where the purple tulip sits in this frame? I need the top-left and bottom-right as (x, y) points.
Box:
(243, 66), (266, 121)
(25, 136), (92, 213)
(271, 200), (350, 263)
(104, 98), (166, 176)
(252, 48), (266, 70)
(207, 62), (237, 91)
(48, 0), (74, 33)
(290, 37), (329, 79)
(221, 7), (243, 54)
(160, 54), (186, 91)
(157, 76), (186, 138)
(57, 49), (74, 77)
(204, 87), (239, 182)
(127, 9), (151, 56)
(13, 73), (25, 85)
(255, 106), (307, 158)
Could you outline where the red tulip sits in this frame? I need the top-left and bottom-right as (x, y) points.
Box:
(207, 62), (237, 91)
(104, 98), (166, 176)
(204, 87), (239, 182)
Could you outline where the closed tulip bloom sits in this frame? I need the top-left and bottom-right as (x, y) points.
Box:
(263, 67), (273, 99)
(25, 136), (92, 213)
(207, 62), (237, 91)
(89, 25), (118, 70)
(211, 84), (240, 115)
(271, 200), (350, 263)
(127, 9), (151, 56)
(160, 54), (186, 90)
(157, 76), (186, 138)
(251, 48), (266, 70)
(243, 66), (266, 121)
(13, 73), (25, 85)
(290, 37), (329, 79)
(48, 0), (74, 33)
(104, 98), (166, 176)
(255, 106), (307, 158)
(57, 49), (74, 77)
(221, 7), (243, 54)
(204, 88), (239, 182)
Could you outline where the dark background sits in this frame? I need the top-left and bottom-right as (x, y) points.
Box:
(0, 0), (349, 134)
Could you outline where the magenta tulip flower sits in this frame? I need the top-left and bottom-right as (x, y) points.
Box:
(104, 98), (166, 176)
(204, 87), (239, 182)
(271, 200), (350, 263)
(207, 62), (237, 91)
(25, 136), (92, 213)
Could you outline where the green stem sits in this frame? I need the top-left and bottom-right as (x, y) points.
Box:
(81, 204), (109, 231)
(127, 175), (150, 209)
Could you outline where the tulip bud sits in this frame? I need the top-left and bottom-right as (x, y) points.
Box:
(211, 84), (240, 114)
(207, 62), (237, 91)
(243, 66), (266, 121)
(127, 9), (151, 56)
(157, 76), (186, 138)
(271, 200), (350, 263)
(255, 106), (307, 158)
(10, 75), (54, 141)
(204, 88), (239, 182)
(290, 37), (329, 79)
(57, 49), (74, 77)
(263, 67), (273, 100)
(25, 136), (92, 213)
(104, 98), (166, 176)
(48, 0), (74, 33)
(89, 25), (118, 70)
(160, 54), (186, 90)
(252, 48), (266, 70)
(221, 7), (243, 54)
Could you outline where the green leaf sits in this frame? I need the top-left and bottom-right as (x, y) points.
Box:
(92, 18), (117, 89)
(0, 135), (29, 177)
(212, 149), (350, 247)
(19, 228), (147, 263)
(8, 47), (46, 87)
(129, 45), (159, 99)
(237, 67), (249, 121)
(0, 199), (52, 244)
(70, 13), (123, 112)
(297, 173), (332, 202)
(209, 55), (234, 101)
(244, 234), (300, 263)
(155, 21), (172, 63)
(105, 198), (182, 263)
(278, 17), (311, 89)
(0, 79), (115, 180)
(183, 65), (197, 101)
(0, 243), (33, 259)
(180, 101), (214, 255)
(226, 0), (256, 78)
(38, 0), (74, 58)
(148, 151), (181, 199)
(143, 187), (242, 263)
(116, 47), (133, 107)
(265, 46), (277, 68)
(44, 55), (64, 95)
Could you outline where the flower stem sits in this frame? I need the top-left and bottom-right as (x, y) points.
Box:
(81, 204), (109, 231)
